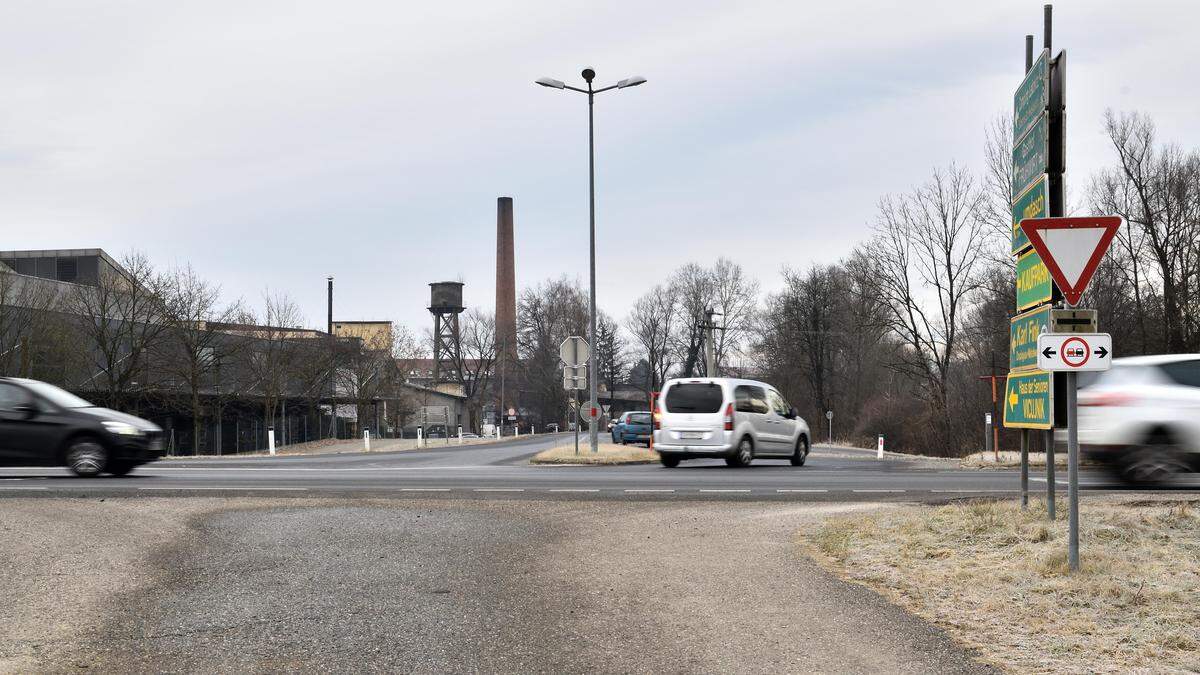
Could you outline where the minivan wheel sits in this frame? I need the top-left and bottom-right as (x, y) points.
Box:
(65, 438), (108, 477)
(1120, 434), (1187, 485)
(107, 460), (137, 477)
(791, 436), (809, 467)
(726, 437), (754, 467)
(660, 455), (681, 468)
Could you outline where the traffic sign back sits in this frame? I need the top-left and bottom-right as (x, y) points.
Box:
(559, 336), (590, 367)
(1019, 216), (1123, 306)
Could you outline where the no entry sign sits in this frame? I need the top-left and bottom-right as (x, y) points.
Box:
(1036, 333), (1112, 372)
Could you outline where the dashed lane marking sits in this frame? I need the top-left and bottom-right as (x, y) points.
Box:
(399, 488), (451, 492)
(137, 487), (308, 491)
(624, 489), (674, 493)
(699, 489), (751, 493)
(852, 489), (906, 493)
(776, 489), (829, 493)
(472, 488), (525, 492)
(548, 489), (601, 493)
(0, 486), (48, 490)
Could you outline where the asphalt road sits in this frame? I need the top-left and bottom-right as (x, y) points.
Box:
(3, 433), (1196, 500)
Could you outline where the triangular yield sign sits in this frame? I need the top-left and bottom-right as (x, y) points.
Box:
(1019, 216), (1124, 306)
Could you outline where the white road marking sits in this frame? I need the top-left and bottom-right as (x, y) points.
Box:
(0, 486), (48, 490)
(137, 487), (308, 491)
(776, 489), (829, 493)
(472, 488), (524, 492)
(852, 489), (906, 493)
(699, 489), (751, 493)
(929, 489), (1019, 493)
(399, 488), (451, 492)
(549, 489), (600, 493)
(624, 489), (674, 493)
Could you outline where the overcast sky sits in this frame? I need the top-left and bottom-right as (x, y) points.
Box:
(3, 0), (1198, 334)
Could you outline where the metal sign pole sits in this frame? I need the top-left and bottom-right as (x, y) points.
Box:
(1020, 430), (1029, 510)
(1066, 370), (1079, 571)
(1044, 429), (1056, 519)
(574, 389), (580, 456)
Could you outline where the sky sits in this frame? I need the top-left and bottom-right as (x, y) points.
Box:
(3, 0), (1199, 335)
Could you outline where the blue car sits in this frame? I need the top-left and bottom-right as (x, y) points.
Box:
(611, 411), (653, 446)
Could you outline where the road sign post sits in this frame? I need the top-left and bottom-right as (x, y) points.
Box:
(826, 410), (833, 445)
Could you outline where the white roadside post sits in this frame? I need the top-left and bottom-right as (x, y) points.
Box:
(363, 429), (370, 452)
(458, 426), (463, 445)
(416, 427), (423, 448)
(267, 426), (276, 456)
(877, 434), (884, 459)
(1022, 214), (1123, 573)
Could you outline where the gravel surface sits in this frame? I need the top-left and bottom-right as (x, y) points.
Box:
(2, 498), (995, 673)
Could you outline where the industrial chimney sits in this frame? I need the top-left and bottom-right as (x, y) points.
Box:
(496, 197), (518, 368)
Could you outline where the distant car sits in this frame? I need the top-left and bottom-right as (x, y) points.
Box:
(653, 377), (810, 468)
(1075, 354), (1200, 484)
(461, 432), (481, 439)
(0, 377), (164, 476)
(425, 424), (447, 438)
(546, 423), (559, 433)
(611, 411), (652, 446)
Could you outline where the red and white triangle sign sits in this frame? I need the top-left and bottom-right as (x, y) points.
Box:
(1020, 216), (1124, 306)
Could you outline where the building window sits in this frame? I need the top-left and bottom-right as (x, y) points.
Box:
(56, 257), (78, 282)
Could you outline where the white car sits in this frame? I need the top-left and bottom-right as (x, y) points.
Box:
(652, 377), (810, 468)
(1077, 354), (1200, 484)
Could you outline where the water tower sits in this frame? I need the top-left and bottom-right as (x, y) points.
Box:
(428, 281), (465, 385)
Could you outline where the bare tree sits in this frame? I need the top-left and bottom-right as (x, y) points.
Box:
(66, 251), (170, 410)
(626, 284), (677, 393)
(453, 309), (498, 432)
(860, 164), (989, 452)
(157, 265), (245, 453)
(1091, 109), (1200, 352)
(243, 291), (306, 443)
(595, 311), (625, 395)
(709, 257), (760, 371)
(0, 269), (70, 380)
(517, 277), (587, 426)
(983, 113), (1017, 268)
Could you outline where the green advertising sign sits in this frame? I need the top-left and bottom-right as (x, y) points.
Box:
(1016, 248), (1053, 311)
(1014, 49), (1049, 141)
(1012, 115), (1047, 196)
(1011, 175), (1047, 254)
(1010, 305), (1050, 371)
(1003, 369), (1053, 430)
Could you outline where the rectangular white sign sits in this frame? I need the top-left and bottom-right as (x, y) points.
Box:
(1036, 333), (1112, 372)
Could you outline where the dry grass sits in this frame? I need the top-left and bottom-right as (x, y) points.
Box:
(960, 450), (1073, 469)
(805, 497), (1200, 673)
(531, 440), (659, 465)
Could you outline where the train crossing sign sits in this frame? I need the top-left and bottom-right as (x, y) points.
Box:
(1019, 216), (1123, 306)
(1037, 333), (1112, 372)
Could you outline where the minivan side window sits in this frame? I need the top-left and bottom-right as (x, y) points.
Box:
(766, 390), (791, 417)
(734, 385), (768, 414)
(1159, 360), (1200, 388)
(664, 383), (725, 413)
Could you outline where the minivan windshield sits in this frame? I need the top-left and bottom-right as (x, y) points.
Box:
(21, 380), (94, 409)
(664, 383), (724, 413)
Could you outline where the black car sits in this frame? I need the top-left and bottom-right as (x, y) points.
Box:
(0, 377), (164, 476)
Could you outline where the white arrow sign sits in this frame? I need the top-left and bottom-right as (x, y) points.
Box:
(1036, 333), (1112, 372)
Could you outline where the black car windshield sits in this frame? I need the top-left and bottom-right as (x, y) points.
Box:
(22, 380), (93, 409)
(664, 383), (724, 413)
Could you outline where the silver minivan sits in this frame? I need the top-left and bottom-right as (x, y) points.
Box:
(652, 377), (810, 468)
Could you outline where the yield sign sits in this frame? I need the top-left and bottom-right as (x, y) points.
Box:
(1019, 216), (1124, 306)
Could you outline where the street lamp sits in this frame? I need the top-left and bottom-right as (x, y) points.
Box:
(536, 67), (646, 454)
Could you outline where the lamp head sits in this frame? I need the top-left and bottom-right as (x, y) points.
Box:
(581, 68), (595, 83)
(535, 77), (566, 89)
(617, 76), (647, 88)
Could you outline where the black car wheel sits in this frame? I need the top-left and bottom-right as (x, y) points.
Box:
(725, 437), (754, 467)
(1119, 433), (1188, 486)
(791, 436), (809, 466)
(660, 454), (681, 468)
(65, 437), (108, 477)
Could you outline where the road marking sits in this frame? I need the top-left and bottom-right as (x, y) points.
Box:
(399, 488), (451, 492)
(548, 489), (600, 493)
(852, 489), (906, 493)
(0, 486), (48, 490)
(137, 487), (308, 491)
(624, 489), (674, 493)
(776, 489), (829, 493)
(472, 488), (524, 492)
(929, 489), (1019, 493)
(699, 489), (751, 493)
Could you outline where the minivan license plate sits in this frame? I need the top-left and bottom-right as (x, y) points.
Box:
(680, 432), (704, 440)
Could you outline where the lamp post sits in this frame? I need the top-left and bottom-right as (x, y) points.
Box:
(536, 68), (646, 453)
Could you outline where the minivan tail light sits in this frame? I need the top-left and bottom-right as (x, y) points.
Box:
(1080, 391), (1135, 407)
(724, 402), (734, 431)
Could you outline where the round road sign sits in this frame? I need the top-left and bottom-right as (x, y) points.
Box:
(1061, 336), (1091, 368)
